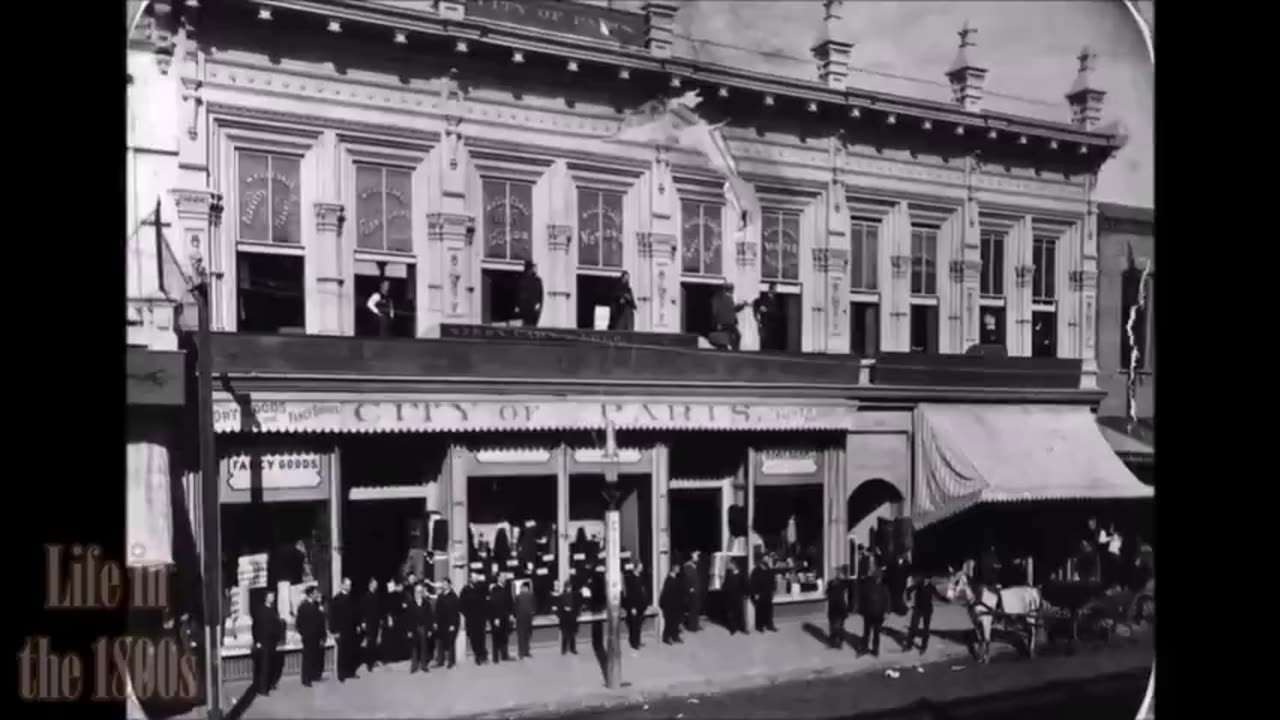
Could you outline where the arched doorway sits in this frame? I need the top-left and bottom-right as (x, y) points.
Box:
(846, 479), (905, 560)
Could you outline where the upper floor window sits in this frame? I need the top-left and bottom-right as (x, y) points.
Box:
(482, 179), (533, 261)
(680, 201), (723, 276)
(355, 165), (413, 253)
(980, 230), (1004, 297)
(577, 188), (624, 268)
(237, 151), (301, 245)
(910, 227), (938, 296)
(849, 220), (879, 292)
(1032, 235), (1057, 301)
(761, 209), (800, 282)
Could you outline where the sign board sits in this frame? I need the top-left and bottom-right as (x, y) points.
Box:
(464, 0), (646, 48)
(237, 553), (269, 589)
(214, 398), (858, 434)
(593, 306), (611, 331)
(221, 452), (329, 504)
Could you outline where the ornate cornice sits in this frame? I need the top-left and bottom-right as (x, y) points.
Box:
(169, 188), (218, 221)
(547, 224), (573, 252)
(1068, 268), (1097, 291)
(427, 212), (475, 243)
(314, 203), (346, 233)
(812, 247), (849, 273)
(637, 232), (677, 260)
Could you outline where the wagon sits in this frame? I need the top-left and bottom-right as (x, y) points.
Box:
(1040, 580), (1154, 646)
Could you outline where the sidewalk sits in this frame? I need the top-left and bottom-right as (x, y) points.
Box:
(219, 605), (981, 719)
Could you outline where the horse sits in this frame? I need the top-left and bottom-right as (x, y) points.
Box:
(944, 570), (1043, 663)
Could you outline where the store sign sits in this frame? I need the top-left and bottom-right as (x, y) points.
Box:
(237, 553), (269, 589)
(226, 454), (324, 491)
(464, 0), (646, 48)
(214, 399), (857, 434)
(573, 448), (644, 464)
(761, 457), (819, 476)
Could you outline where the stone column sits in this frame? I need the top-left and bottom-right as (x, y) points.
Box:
(883, 203), (912, 352)
(425, 72), (476, 335)
(958, 165), (983, 351)
(1077, 182), (1101, 388)
(817, 180), (852, 354)
(544, 160), (576, 328)
(1011, 216), (1035, 356)
(313, 202), (346, 336)
(427, 213), (476, 329)
(640, 148), (680, 333)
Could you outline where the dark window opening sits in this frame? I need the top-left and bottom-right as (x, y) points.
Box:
(1032, 310), (1057, 358)
(1032, 236), (1056, 301)
(237, 252), (306, 334)
(980, 231), (1004, 297)
(682, 282), (719, 338)
(577, 274), (618, 330)
(754, 288), (800, 353)
(354, 263), (416, 338)
(910, 227), (938, 296)
(851, 301), (880, 357)
(979, 306), (1005, 346)
(909, 304), (939, 355)
(481, 268), (523, 325)
(850, 220), (879, 291)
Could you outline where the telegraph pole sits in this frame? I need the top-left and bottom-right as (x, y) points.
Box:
(192, 196), (224, 720)
(602, 421), (623, 689)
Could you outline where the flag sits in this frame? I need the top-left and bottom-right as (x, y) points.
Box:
(598, 19), (611, 37)
(607, 90), (760, 229)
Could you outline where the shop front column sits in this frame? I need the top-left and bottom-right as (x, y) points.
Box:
(329, 446), (343, 592)
(744, 447), (757, 630)
(652, 442), (669, 624)
(447, 445), (469, 660)
(556, 446), (570, 588)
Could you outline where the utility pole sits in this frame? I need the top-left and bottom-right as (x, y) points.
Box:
(192, 195), (224, 720)
(601, 421), (623, 689)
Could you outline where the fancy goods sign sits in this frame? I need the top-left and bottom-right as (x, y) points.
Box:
(213, 398), (857, 433)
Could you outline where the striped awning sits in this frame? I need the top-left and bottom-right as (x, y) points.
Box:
(912, 404), (1153, 529)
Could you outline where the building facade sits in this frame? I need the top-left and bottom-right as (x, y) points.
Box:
(126, 0), (1150, 680)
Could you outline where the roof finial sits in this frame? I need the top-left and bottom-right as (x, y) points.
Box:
(946, 21), (987, 113)
(958, 20), (977, 49)
(1066, 45), (1105, 129)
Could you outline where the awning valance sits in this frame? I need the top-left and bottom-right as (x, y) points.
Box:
(912, 404), (1153, 528)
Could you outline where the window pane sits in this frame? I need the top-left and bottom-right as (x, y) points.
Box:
(701, 205), (723, 275)
(992, 234), (1004, 295)
(508, 181), (533, 261)
(863, 226), (878, 291)
(849, 224), (864, 289)
(851, 301), (879, 356)
(910, 305), (938, 354)
(781, 213), (800, 280)
(680, 201), (702, 273)
(761, 214), (780, 279)
(577, 189), (602, 267)
(980, 307), (1005, 345)
(1042, 241), (1055, 299)
(600, 191), (624, 268)
(925, 232), (937, 295)
(238, 152), (270, 243)
(355, 166), (385, 250)
(385, 169), (413, 253)
(269, 156), (301, 245)
(482, 180), (509, 260)
(1032, 310), (1056, 357)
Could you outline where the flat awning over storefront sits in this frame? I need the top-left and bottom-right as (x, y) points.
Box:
(212, 394), (858, 434)
(912, 404), (1153, 529)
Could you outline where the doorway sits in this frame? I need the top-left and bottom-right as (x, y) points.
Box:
(342, 498), (427, 589)
(668, 488), (722, 559)
(681, 282), (720, 339)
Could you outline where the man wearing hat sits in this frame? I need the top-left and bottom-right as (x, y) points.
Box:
(710, 280), (748, 350)
(295, 585), (326, 687)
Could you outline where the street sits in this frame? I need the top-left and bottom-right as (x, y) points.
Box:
(542, 637), (1153, 720)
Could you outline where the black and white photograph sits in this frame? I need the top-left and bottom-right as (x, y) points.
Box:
(123, 1), (1154, 719)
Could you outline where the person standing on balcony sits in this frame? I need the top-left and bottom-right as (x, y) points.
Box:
(710, 280), (748, 350)
(366, 278), (395, 337)
(516, 260), (544, 327)
(752, 282), (782, 351)
(610, 271), (637, 331)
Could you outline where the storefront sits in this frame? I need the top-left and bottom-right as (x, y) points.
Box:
(212, 394), (858, 663)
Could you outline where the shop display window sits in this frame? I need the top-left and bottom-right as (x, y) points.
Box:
(753, 485), (824, 597)
(467, 475), (557, 615)
(569, 473), (654, 610)
(220, 501), (329, 653)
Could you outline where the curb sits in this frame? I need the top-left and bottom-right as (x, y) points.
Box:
(459, 645), (974, 719)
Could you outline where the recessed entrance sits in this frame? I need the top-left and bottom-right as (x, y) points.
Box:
(668, 487), (722, 558)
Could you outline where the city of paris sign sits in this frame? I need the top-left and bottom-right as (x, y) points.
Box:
(212, 398), (857, 434)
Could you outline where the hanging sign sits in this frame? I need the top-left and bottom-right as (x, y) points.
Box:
(214, 398), (858, 434)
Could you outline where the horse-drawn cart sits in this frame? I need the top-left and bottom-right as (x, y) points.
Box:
(1041, 580), (1155, 646)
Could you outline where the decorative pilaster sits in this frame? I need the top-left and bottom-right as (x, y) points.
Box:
(641, 147), (681, 333)
(1011, 217), (1035, 356)
(959, 158), (983, 350)
(427, 212), (476, 329)
(1078, 179), (1101, 388)
(820, 168), (852, 354)
(312, 202), (346, 335)
(884, 201), (913, 352)
(547, 224), (574, 326)
(734, 237), (761, 351)
(938, 209), (965, 354)
(425, 71), (475, 335)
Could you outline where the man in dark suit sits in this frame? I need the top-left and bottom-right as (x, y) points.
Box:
(682, 552), (703, 632)
(553, 579), (580, 655)
(488, 578), (514, 662)
(749, 557), (778, 633)
(516, 260), (544, 327)
(826, 567), (850, 649)
(433, 579), (460, 668)
(252, 591), (285, 695)
(721, 561), (747, 636)
(405, 584), (434, 673)
(903, 574), (946, 654)
(752, 282), (783, 351)
(860, 570), (890, 657)
(360, 578), (382, 672)
(622, 562), (648, 649)
(295, 586), (325, 687)
(658, 565), (685, 644)
(514, 581), (536, 659)
(709, 281), (748, 350)
(460, 577), (490, 665)
(328, 578), (358, 682)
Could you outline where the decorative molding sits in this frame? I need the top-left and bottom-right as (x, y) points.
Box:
(949, 259), (966, 283)
(1015, 263), (1035, 288)
(890, 254), (912, 278)
(314, 203), (346, 233)
(949, 258), (982, 282)
(1068, 268), (1097, 290)
(547, 224), (573, 252)
(637, 232), (677, 260)
(170, 189), (218, 220)
(735, 240), (758, 267)
(426, 212), (475, 243)
(812, 247), (850, 273)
